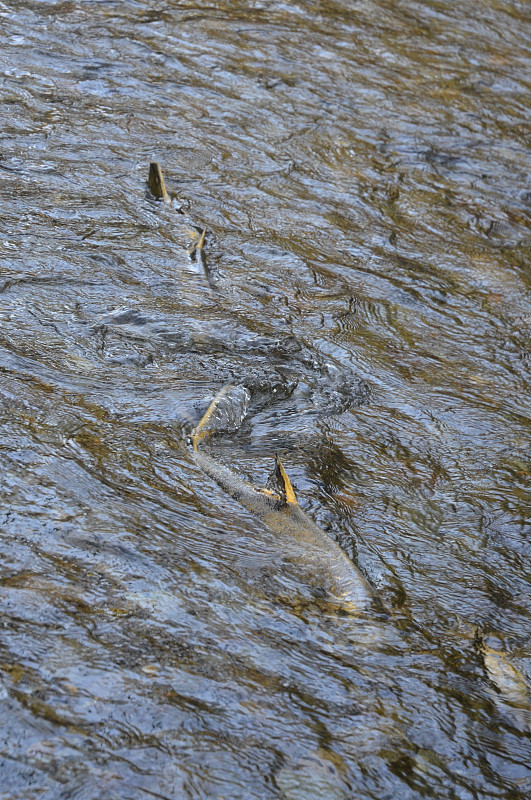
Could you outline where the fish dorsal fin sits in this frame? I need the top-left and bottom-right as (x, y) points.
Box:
(148, 162), (171, 203)
(266, 454), (298, 505)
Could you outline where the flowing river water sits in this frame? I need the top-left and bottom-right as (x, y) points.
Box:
(1, 1), (530, 798)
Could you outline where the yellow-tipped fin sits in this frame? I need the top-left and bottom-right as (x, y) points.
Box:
(148, 162), (170, 203)
(188, 227), (207, 263)
(274, 454), (298, 505)
(191, 385), (234, 451)
(196, 227), (206, 251)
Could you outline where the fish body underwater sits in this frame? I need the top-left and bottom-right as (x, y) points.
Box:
(190, 385), (375, 614)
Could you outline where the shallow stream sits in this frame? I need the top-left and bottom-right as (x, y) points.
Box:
(1, 1), (530, 798)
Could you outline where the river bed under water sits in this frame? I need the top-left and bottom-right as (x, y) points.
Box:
(0, 1), (530, 798)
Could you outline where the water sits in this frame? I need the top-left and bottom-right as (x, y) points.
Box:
(1, 1), (530, 798)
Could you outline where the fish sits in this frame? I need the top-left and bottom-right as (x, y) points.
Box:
(189, 385), (375, 614)
(477, 631), (531, 731)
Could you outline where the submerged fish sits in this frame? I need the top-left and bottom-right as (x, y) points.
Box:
(189, 385), (375, 613)
(477, 632), (531, 731)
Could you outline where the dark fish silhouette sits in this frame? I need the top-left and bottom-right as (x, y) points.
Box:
(190, 385), (374, 613)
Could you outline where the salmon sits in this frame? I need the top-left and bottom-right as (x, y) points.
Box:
(190, 385), (375, 613)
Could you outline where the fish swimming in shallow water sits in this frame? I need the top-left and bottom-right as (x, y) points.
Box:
(189, 385), (375, 613)
(476, 630), (531, 732)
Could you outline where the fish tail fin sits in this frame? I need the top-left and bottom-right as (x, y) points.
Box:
(191, 384), (250, 450)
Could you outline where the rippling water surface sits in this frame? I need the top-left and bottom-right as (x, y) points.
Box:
(1, 1), (530, 798)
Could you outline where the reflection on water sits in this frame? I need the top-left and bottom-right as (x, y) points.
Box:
(0, 1), (530, 798)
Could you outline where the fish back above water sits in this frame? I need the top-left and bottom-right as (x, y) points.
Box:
(190, 385), (374, 613)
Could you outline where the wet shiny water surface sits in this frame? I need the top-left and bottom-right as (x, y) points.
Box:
(1, 1), (530, 797)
